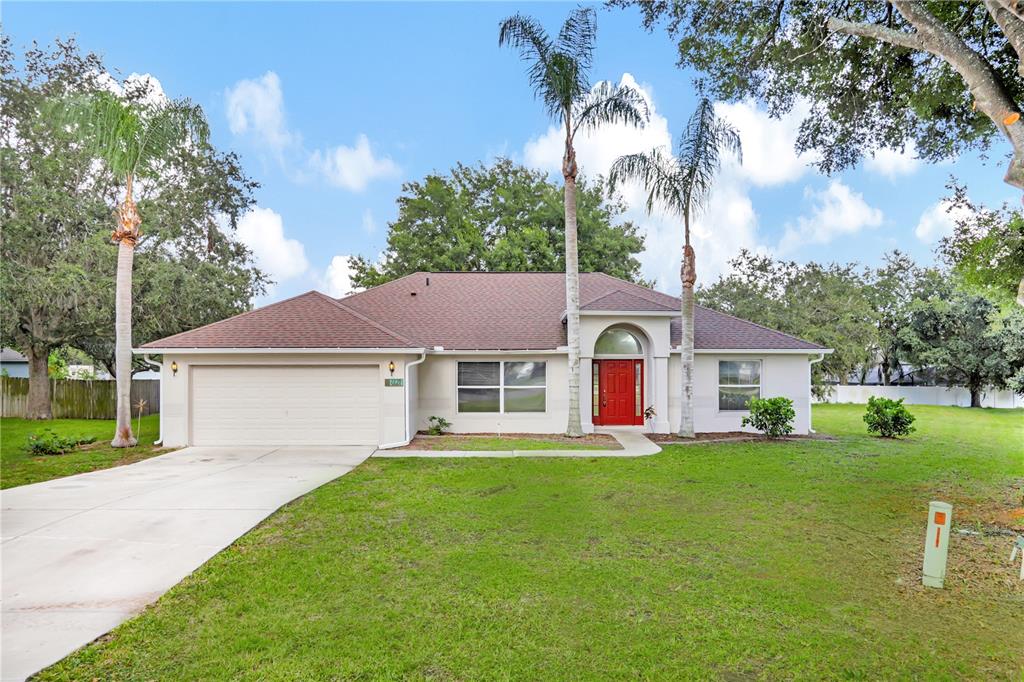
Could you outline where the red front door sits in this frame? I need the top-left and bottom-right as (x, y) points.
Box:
(596, 359), (642, 426)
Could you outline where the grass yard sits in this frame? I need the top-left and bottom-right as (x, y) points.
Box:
(41, 404), (1024, 680)
(1, 415), (166, 489)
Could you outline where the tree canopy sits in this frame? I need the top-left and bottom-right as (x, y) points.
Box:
(349, 159), (648, 289)
(616, 0), (1024, 189)
(0, 37), (267, 377)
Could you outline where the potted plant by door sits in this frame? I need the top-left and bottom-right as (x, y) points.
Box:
(643, 406), (657, 431)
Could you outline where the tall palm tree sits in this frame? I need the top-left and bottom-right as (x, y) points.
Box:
(609, 98), (741, 438)
(499, 7), (648, 436)
(59, 91), (209, 446)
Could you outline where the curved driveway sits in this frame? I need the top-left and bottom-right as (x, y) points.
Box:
(1, 445), (372, 682)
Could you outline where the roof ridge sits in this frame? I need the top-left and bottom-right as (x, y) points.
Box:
(694, 303), (824, 349)
(140, 290), (326, 347)
(314, 292), (418, 347)
(337, 271), (425, 303)
(590, 272), (681, 307)
(581, 288), (677, 311)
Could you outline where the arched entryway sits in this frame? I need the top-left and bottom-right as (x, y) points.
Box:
(592, 327), (646, 426)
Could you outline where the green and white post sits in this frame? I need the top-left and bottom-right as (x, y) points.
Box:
(922, 501), (952, 588)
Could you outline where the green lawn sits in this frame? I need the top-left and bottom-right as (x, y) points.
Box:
(41, 405), (1024, 680)
(1, 415), (166, 489)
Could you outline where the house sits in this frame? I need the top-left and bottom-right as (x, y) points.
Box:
(1, 348), (29, 378)
(138, 272), (830, 448)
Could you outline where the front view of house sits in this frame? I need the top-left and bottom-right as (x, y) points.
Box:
(139, 272), (829, 447)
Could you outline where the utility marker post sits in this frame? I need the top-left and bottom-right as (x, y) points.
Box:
(922, 501), (952, 588)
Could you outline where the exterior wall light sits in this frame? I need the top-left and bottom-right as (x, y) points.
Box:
(170, 361), (178, 376)
(388, 360), (396, 375)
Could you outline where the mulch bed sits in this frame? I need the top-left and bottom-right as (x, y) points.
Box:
(648, 431), (838, 445)
(399, 432), (621, 450)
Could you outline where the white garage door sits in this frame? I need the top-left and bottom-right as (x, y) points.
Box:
(190, 365), (380, 446)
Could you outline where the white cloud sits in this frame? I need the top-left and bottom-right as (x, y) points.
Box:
(865, 142), (920, 179)
(521, 74), (776, 291)
(235, 207), (309, 283)
(225, 72), (296, 154)
(309, 134), (400, 192)
(225, 73), (398, 191)
(777, 181), (884, 254)
(714, 99), (817, 187)
(915, 198), (971, 243)
(324, 255), (356, 297)
(361, 209), (377, 234)
(95, 71), (168, 106)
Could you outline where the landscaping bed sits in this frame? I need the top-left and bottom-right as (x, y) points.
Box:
(1, 415), (169, 488)
(648, 431), (837, 444)
(398, 432), (621, 451)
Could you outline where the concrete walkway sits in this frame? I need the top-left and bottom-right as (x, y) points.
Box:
(374, 429), (661, 458)
(1, 445), (372, 682)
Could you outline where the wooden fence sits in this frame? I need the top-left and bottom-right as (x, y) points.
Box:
(0, 377), (160, 419)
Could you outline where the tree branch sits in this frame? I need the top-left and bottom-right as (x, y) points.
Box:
(829, 3), (1024, 191)
(983, 0), (1024, 76)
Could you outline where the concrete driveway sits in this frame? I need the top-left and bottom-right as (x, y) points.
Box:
(1, 444), (372, 682)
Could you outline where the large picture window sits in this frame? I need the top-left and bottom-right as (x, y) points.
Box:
(458, 361), (546, 413)
(718, 360), (760, 411)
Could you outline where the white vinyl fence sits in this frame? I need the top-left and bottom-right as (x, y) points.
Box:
(815, 385), (1022, 408)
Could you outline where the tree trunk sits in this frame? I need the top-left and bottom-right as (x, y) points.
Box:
(25, 346), (52, 420)
(563, 171), (584, 438)
(679, 212), (696, 439)
(111, 180), (140, 447)
(970, 387), (983, 408)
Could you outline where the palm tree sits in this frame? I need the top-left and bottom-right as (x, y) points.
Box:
(609, 98), (741, 438)
(58, 90), (209, 446)
(499, 7), (648, 437)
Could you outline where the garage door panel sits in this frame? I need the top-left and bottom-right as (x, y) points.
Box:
(190, 365), (380, 446)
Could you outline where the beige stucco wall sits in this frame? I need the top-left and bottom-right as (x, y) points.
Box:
(668, 353), (814, 434)
(415, 353), (569, 434)
(158, 352), (410, 448)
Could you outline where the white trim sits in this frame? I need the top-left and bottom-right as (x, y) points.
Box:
(430, 348), (567, 355)
(135, 347), (427, 355)
(141, 354), (163, 445)
(688, 348), (834, 355)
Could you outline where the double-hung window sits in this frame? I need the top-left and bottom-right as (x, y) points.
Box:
(718, 360), (761, 411)
(457, 361), (546, 413)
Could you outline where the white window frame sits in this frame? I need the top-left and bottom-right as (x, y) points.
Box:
(717, 359), (762, 412)
(456, 360), (547, 414)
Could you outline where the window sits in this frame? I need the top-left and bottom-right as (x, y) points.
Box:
(595, 328), (642, 354)
(458, 361), (546, 413)
(718, 360), (760, 411)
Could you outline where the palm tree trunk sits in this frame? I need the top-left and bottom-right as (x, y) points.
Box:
(563, 171), (584, 438)
(25, 345), (53, 420)
(111, 183), (139, 447)
(679, 211), (696, 438)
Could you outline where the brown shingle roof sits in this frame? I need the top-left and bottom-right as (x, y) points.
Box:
(140, 291), (416, 349)
(142, 272), (825, 352)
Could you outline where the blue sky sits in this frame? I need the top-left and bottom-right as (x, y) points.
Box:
(7, 2), (1017, 301)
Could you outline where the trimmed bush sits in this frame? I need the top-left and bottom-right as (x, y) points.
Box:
(741, 397), (795, 438)
(863, 396), (916, 438)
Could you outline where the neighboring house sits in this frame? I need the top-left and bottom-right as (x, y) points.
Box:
(138, 272), (831, 448)
(0, 348), (29, 378)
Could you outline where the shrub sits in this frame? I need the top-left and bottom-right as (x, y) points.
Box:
(741, 396), (796, 438)
(26, 429), (97, 456)
(426, 416), (451, 436)
(863, 396), (916, 438)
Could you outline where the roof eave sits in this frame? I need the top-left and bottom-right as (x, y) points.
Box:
(134, 347), (427, 355)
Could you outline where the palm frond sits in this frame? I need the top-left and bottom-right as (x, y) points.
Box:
(557, 6), (597, 86)
(677, 97), (742, 220)
(571, 81), (649, 138)
(499, 14), (561, 116)
(608, 147), (685, 217)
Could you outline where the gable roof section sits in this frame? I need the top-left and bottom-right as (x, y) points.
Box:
(140, 291), (416, 349)
(581, 288), (678, 313)
(142, 272), (825, 352)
